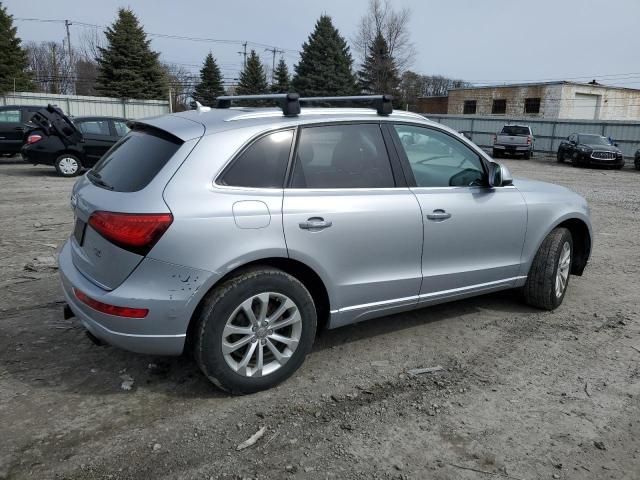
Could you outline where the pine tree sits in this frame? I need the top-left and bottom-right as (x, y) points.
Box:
(271, 58), (290, 93)
(0, 2), (32, 93)
(236, 50), (268, 95)
(192, 52), (224, 105)
(95, 8), (166, 99)
(292, 15), (358, 97)
(358, 30), (399, 96)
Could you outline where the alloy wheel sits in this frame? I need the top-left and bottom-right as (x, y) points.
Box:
(555, 241), (571, 298)
(58, 157), (79, 175)
(222, 292), (302, 378)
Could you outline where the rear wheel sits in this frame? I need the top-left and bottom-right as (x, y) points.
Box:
(194, 267), (317, 394)
(492, 149), (501, 159)
(522, 227), (573, 310)
(635, 158), (640, 170)
(556, 149), (564, 163)
(55, 154), (82, 177)
(523, 151), (531, 160)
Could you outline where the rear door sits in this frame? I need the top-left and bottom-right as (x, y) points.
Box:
(282, 123), (423, 319)
(389, 123), (527, 299)
(0, 108), (24, 154)
(75, 118), (118, 166)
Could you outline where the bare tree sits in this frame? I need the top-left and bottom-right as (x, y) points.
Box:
(398, 70), (471, 110)
(353, 0), (415, 72)
(25, 41), (75, 94)
(163, 63), (196, 112)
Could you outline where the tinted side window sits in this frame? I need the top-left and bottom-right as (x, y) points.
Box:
(220, 129), (294, 188)
(394, 125), (486, 188)
(78, 120), (111, 136)
(0, 110), (20, 123)
(291, 124), (394, 188)
(113, 121), (130, 137)
(90, 128), (182, 192)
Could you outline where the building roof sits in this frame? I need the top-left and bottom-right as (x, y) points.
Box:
(449, 81), (640, 93)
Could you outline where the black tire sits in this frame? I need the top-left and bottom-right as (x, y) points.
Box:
(557, 150), (564, 163)
(635, 158), (640, 170)
(571, 152), (580, 167)
(54, 153), (82, 177)
(492, 149), (500, 159)
(523, 151), (531, 160)
(194, 267), (317, 394)
(522, 227), (573, 310)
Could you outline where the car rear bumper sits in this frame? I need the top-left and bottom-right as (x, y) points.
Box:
(493, 144), (531, 151)
(21, 145), (56, 165)
(58, 239), (213, 355)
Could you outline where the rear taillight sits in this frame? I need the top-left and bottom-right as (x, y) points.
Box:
(27, 134), (42, 144)
(493, 134), (497, 144)
(88, 211), (173, 255)
(527, 136), (532, 145)
(74, 288), (149, 318)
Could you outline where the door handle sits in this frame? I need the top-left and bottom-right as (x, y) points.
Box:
(299, 217), (332, 230)
(426, 209), (451, 221)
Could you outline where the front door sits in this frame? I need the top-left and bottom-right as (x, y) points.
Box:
(389, 123), (527, 300)
(282, 123), (423, 323)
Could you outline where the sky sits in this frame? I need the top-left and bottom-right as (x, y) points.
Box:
(5, 0), (640, 88)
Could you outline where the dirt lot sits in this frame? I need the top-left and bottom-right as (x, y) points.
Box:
(1, 155), (639, 480)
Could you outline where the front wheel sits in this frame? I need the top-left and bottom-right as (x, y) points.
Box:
(55, 154), (82, 177)
(557, 150), (564, 163)
(523, 151), (531, 160)
(522, 227), (573, 310)
(194, 268), (317, 394)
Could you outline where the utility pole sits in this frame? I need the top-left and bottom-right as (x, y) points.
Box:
(264, 47), (284, 84)
(64, 20), (74, 94)
(237, 42), (247, 68)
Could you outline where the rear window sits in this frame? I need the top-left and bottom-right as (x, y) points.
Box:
(500, 125), (530, 136)
(89, 128), (182, 192)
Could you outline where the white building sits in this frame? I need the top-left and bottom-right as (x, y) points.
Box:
(447, 81), (640, 121)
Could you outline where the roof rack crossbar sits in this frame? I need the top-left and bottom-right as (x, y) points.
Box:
(299, 95), (393, 115)
(216, 93), (301, 116)
(214, 93), (393, 116)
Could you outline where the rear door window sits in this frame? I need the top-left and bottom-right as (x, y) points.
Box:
(89, 128), (182, 192)
(0, 110), (20, 123)
(219, 129), (294, 188)
(291, 124), (395, 188)
(500, 126), (530, 136)
(77, 119), (112, 136)
(113, 120), (130, 137)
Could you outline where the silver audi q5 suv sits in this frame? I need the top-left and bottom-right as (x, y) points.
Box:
(59, 94), (592, 393)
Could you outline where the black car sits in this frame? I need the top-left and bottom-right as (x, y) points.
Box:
(0, 105), (43, 156)
(21, 105), (129, 177)
(635, 149), (640, 170)
(557, 133), (624, 169)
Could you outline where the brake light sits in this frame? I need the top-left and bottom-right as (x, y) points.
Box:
(527, 136), (532, 145)
(88, 211), (173, 254)
(493, 134), (497, 144)
(74, 288), (148, 318)
(27, 134), (42, 144)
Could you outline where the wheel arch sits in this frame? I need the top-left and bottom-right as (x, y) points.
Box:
(556, 218), (591, 275)
(185, 257), (332, 350)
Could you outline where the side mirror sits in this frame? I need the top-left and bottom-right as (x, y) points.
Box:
(488, 162), (513, 187)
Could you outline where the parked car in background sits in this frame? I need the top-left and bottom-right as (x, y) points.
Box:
(59, 94), (592, 394)
(492, 124), (534, 159)
(634, 149), (640, 170)
(557, 133), (624, 169)
(0, 105), (42, 156)
(21, 105), (129, 176)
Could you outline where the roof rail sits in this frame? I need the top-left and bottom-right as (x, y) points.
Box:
(215, 93), (393, 116)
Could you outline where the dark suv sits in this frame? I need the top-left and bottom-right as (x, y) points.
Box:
(0, 105), (42, 155)
(21, 105), (129, 176)
(557, 133), (624, 169)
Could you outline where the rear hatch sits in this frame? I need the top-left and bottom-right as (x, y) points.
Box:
(497, 125), (530, 145)
(28, 104), (83, 145)
(69, 118), (203, 290)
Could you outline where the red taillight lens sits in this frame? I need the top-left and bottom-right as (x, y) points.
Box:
(88, 211), (173, 254)
(493, 134), (497, 144)
(527, 136), (532, 144)
(27, 134), (42, 144)
(74, 288), (148, 318)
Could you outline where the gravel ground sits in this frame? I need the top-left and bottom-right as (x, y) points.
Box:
(0, 154), (639, 480)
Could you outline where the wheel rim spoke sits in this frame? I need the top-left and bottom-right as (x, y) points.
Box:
(555, 242), (571, 298)
(270, 309), (301, 331)
(265, 338), (290, 365)
(240, 298), (258, 325)
(237, 341), (257, 375)
(268, 332), (299, 349)
(222, 334), (253, 354)
(267, 298), (295, 324)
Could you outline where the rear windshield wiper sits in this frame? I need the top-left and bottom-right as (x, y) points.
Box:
(87, 170), (114, 191)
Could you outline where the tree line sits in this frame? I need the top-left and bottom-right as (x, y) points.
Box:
(0, 0), (469, 111)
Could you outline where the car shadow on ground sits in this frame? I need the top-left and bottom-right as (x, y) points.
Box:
(2, 290), (538, 400)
